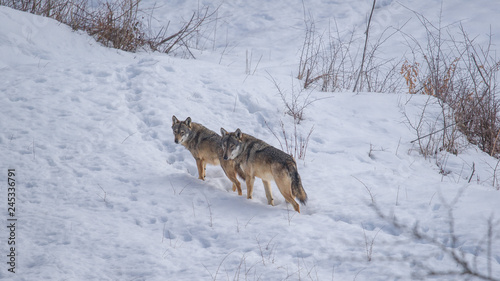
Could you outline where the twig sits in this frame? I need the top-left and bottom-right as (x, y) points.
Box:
(362, 224), (382, 262)
(252, 54), (263, 75)
(169, 180), (176, 195)
(121, 132), (136, 144)
(212, 251), (235, 281)
(490, 127), (500, 156)
(353, 0), (376, 92)
(373, 197), (500, 281)
(264, 120), (285, 152)
(204, 193), (213, 227)
(178, 182), (190, 195)
(468, 162), (475, 183)
(396, 137), (401, 156)
(410, 119), (469, 144)
(352, 175), (375, 203)
(97, 184), (107, 202)
(255, 235), (266, 265)
(493, 160), (500, 189)
(245, 216), (255, 228)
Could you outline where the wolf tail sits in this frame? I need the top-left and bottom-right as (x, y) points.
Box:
(288, 161), (307, 205)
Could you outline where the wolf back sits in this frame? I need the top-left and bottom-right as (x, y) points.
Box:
(172, 116), (244, 195)
(221, 128), (307, 212)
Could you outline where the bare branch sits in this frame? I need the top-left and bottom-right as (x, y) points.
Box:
(353, 0), (376, 92)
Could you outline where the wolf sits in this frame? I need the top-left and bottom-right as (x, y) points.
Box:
(220, 128), (308, 213)
(171, 116), (245, 195)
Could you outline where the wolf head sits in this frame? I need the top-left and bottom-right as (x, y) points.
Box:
(220, 128), (243, 160)
(172, 115), (192, 144)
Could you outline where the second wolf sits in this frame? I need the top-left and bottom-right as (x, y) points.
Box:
(220, 128), (307, 213)
(172, 116), (244, 195)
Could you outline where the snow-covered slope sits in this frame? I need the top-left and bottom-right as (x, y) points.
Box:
(1, 1), (500, 280)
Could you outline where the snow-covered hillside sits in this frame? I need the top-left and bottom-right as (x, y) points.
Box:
(1, 1), (500, 280)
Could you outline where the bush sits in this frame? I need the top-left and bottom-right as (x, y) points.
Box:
(0, 0), (219, 56)
(297, 2), (500, 158)
(297, 1), (403, 93)
(401, 9), (500, 157)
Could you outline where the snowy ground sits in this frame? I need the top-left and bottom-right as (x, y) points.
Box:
(1, 1), (500, 280)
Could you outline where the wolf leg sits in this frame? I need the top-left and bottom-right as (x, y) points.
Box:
(220, 159), (243, 195)
(246, 176), (255, 199)
(231, 176), (242, 196)
(195, 158), (205, 180)
(262, 180), (274, 206)
(221, 160), (242, 195)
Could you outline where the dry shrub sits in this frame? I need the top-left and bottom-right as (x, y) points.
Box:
(401, 8), (500, 157)
(297, 1), (403, 93)
(401, 60), (419, 94)
(87, 0), (145, 52)
(1, 0), (219, 56)
(146, 5), (220, 57)
(265, 120), (314, 162)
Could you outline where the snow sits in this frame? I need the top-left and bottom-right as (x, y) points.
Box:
(1, 0), (500, 280)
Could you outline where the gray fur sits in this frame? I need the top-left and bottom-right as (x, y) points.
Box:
(221, 128), (307, 212)
(172, 116), (245, 195)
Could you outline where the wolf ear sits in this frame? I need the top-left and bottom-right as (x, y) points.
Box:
(235, 128), (242, 140)
(220, 127), (228, 136)
(172, 115), (179, 126)
(185, 117), (192, 128)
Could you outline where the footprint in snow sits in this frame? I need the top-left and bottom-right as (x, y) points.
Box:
(198, 237), (211, 248)
(183, 234), (192, 242)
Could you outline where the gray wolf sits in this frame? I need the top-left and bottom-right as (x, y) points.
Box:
(171, 116), (245, 195)
(220, 128), (307, 213)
